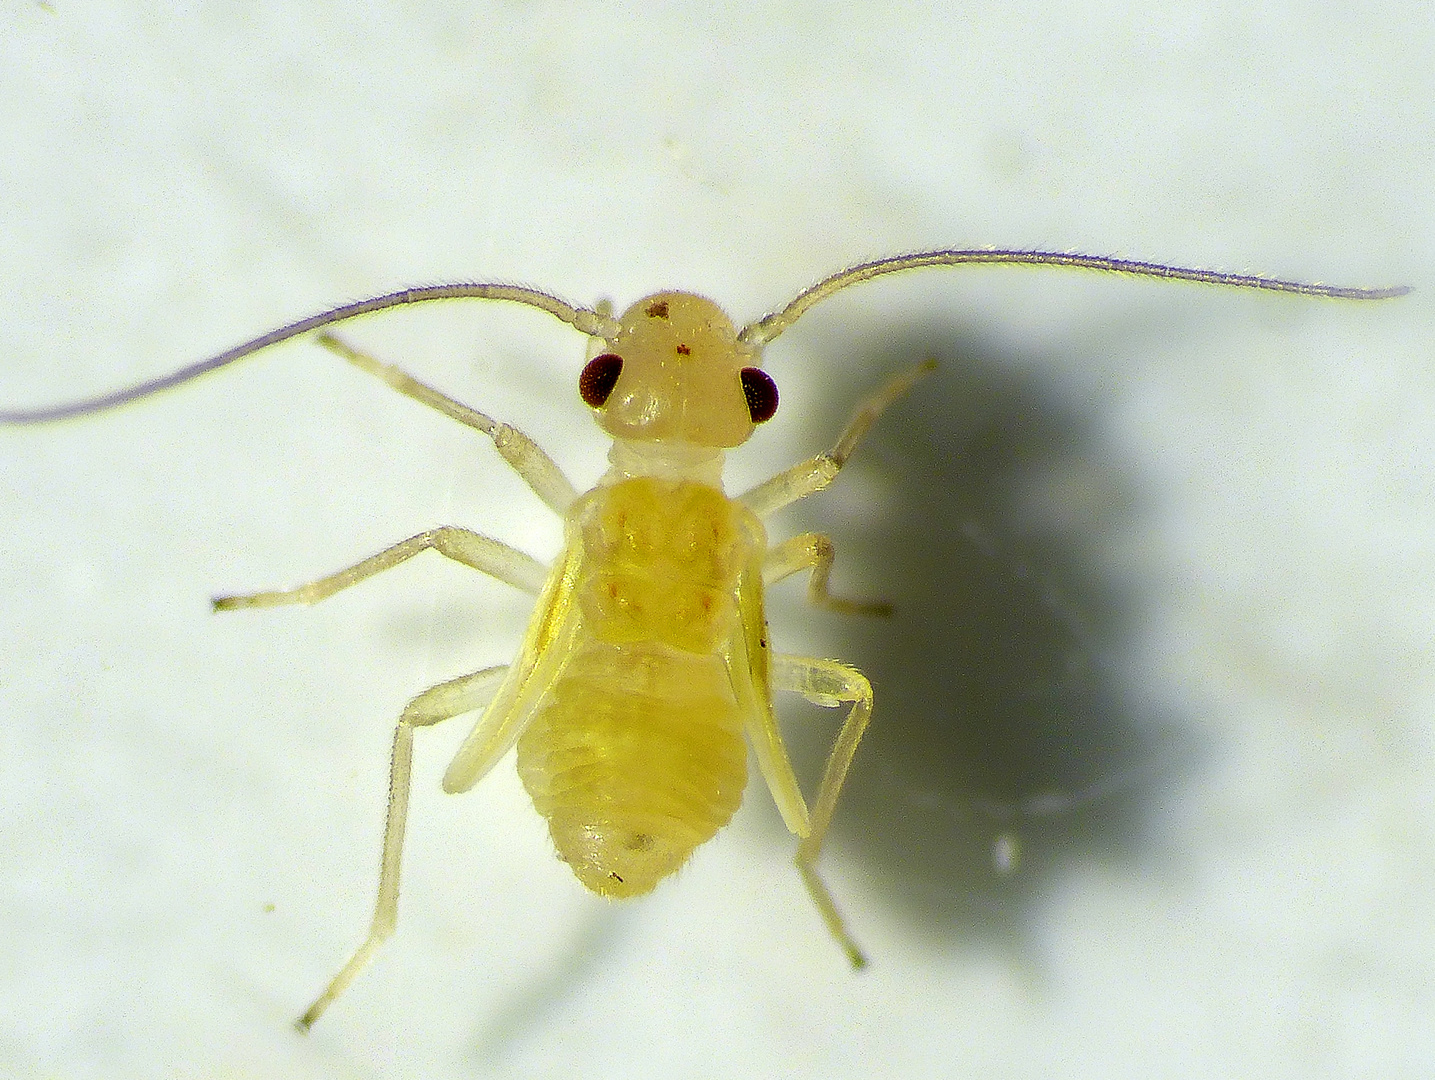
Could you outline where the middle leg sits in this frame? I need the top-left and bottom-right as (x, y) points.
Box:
(214, 528), (548, 610)
(764, 532), (891, 616)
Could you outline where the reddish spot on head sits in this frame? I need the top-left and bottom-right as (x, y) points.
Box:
(598, 291), (756, 447)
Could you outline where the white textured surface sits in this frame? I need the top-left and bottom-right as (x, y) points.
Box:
(1, 4), (1431, 1078)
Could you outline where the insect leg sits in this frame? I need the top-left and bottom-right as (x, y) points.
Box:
(298, 663), (508, 1030)
(738, 360), (935, 518)
(770, 653), (873, 968)
(316, 332), (579, 514)
(763, 532), (890, 616)
(213, 528), (547, 609)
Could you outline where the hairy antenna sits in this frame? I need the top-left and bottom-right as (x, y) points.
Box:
(0, 251), (1407, 424)
(0, 283), (614, 424)
(737, 249), (1410, 347)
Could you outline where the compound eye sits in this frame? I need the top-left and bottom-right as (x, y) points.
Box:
(579, 353), (624, 407)
(739, 367), (778, 423)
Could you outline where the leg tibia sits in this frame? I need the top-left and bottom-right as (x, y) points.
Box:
(764, 533), (891, 616)
(315, 332), (578, 514)
(296, 664), (506, 1029)
(770, 654), (874, 968)
(213, 527), (547, 610)
(738, 360), (934, 518)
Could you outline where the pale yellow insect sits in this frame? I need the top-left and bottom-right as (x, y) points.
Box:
(0, 249), (1405, 1029)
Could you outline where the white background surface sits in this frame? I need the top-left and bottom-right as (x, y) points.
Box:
(1, 3), (1431, 1078)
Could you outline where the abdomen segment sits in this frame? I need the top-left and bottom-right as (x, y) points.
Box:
(516, 640), (747, 897)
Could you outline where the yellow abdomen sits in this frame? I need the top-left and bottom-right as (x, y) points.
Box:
(515, 477), (758, 897)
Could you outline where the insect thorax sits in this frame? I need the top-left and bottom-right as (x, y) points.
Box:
(515, 477), (763, 897)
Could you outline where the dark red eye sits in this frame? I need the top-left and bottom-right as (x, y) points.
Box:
(739, 367), (778, 423)
(579, 353), (623, 407)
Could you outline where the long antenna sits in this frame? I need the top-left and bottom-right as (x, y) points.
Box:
(0, 283), (614, 424)
(0, 251), (1408, 424)
(737, 249), (1409, 347)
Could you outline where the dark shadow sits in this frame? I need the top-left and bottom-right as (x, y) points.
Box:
(471, 903), (632, 1060)
(767, 303), (1211, 963)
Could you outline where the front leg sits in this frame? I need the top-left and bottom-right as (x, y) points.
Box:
(738, 359), (934, 518)
(315, 333), (579, 514)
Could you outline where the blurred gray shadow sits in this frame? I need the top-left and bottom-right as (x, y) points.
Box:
(773, 310), (1206, 959)
(472, 904), (632, 1059)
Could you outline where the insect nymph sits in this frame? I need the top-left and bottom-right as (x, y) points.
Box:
(0, 249), (1404, 1028)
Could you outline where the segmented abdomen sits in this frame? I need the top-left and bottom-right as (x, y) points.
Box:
(515, 476), (759, 897)
(516, 640), (746, 896)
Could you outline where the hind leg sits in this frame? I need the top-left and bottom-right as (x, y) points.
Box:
(758, 653), (874, 968)
(297, 663), (507, 1030)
